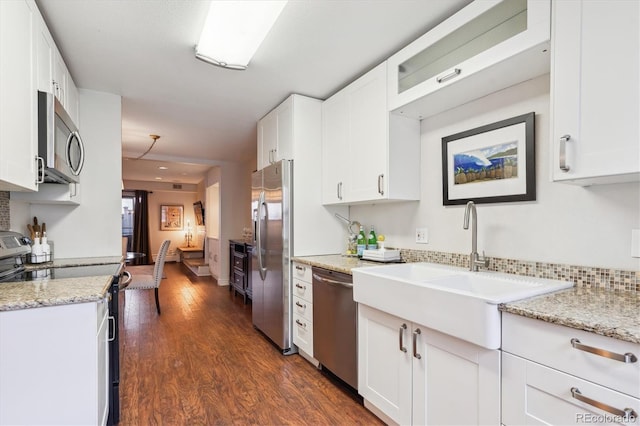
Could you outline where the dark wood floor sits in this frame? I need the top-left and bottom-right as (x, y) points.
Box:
(118, 262), (382, 425)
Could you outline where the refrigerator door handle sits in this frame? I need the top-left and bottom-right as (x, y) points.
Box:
(256, 191), (268, 281)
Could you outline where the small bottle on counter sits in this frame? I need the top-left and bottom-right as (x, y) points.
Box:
(367, 226), (377, 250)
(41, 232), (51, 262)
(356, 226), (367, 257)
(31, 232), (43, 263)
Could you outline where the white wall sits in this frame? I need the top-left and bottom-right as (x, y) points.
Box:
(11, 89), (122, 259)
(205, 160), (253, 285)
(351, 75), (640, 271)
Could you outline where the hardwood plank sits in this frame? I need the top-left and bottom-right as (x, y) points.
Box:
(118, 263), (382, 425)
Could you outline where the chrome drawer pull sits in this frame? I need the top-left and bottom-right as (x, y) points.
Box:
(412, 328), (422, 359)
(436, 68), (461, 83)
(571, 338), (637, 363)
(559, 134), (571, 172)
(295, 265), (306, 272)
(571, 387), (637, 421)
(108, 316), (116, 342)
(295, 283), (306, 290)
(399, 323), (407, 353)
(295, 319), (306, 328)
(295, 301), (306, 309)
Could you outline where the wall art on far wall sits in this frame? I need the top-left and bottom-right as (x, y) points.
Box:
(160, 204), (184, 230)
(442, 112), (535, 205)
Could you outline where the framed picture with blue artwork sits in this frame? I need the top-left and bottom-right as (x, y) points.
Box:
(442, 112), (535, 205)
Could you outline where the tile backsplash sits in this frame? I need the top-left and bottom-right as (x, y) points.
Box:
(400, 248), (639, 293)
(0, 191), (9, 231)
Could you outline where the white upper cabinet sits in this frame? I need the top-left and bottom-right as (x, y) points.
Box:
(387, 0), (550, 119)
(0, 0), (38, 192)
(257, 97), (293, 170)
(322, 63), (420, 205)
(550, 0), (639, 185)
(34, 9), (80, 127)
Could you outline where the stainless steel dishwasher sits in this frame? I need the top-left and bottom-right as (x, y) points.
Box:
(312, 267), (357, 390)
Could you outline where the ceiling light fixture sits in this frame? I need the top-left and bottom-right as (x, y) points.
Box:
(195, 0), (288, 70)
(135, 134), (161, 160)
(158, 166), (168, 170)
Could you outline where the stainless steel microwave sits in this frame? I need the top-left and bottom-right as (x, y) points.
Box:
(37, 91), (85, 184)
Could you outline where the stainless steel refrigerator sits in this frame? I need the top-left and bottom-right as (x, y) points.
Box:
(251, 159), (296, 355)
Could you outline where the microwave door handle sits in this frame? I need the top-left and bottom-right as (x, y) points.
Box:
(66, 131), (85, 176)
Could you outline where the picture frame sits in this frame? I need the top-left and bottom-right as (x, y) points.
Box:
(442, 112), (535, 205)
(193, 201), (205, 226)
(160, 205), (184, 230)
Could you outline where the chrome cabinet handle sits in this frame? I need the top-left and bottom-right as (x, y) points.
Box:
(570, 338), (637, 363)
(436, 68), (461, 83)
(35, 156), (45, 184)
(399, 323), (407, 353)
(571, 387), (637, 421)
(413, 328), (422, 359)
(295, 319), (306, 328)
(295, 283), (306, 290)
(337, 182), (343, 200)
(295, 301), (306, 309)
(377, 174), (384, 196)
(559, 134), (571, 172)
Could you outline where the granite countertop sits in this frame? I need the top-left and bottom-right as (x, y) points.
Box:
(1, 256), (121, 312)
(292, 254), (384, 274)
(500, 287), (640, 344)
(0, 275), (113, 312)
(24, 256), (123, 271)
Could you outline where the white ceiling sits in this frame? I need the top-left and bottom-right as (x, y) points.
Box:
(36, 0), (472, 183)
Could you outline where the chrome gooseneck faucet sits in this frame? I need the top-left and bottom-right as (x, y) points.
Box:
(463, 201), (489, 272)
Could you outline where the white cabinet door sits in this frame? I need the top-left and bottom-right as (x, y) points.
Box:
(358, 304), (412, 425)
(257, 97), (294, 170)
(387, 0), (550, 119)
(502, 353), (640, 426)
(348, 63), (388, 203)
(416, 328), (501, 426)
(321, 90), (350, 204)
(0, 301), (108, 425)
(35, 11), (54, 94)
(551, 0), (639, 184)
(0, 0), (38, 192)
(321, 63), (420, 205)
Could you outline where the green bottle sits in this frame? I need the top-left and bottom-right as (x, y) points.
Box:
(367, 226), (378, 250)
(356, 226), (367, 257)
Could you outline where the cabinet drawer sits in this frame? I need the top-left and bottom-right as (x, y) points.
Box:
(292, 262), (312, 283)
(293, 296), (313, 322)
(293, 313), (313, 355)
(233, 254), (245, 270)
(502, 352), (640, 425)
(293, 278), (313, 303)
(503, 313), (640, 398)
(232, 271), (244, 288)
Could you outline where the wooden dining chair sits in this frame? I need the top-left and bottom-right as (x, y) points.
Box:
(121, 240), (171, 314)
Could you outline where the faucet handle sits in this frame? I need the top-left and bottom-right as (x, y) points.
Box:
(481, 251), (489, 267)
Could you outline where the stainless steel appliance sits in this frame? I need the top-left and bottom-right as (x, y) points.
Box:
(251, 160), (296, 354)
(312, 267), (357, 389)
(0, 231), (123, 424)
(37, 91), (85, 184)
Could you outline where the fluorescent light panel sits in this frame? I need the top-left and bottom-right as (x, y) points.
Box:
(196, 0), (287, 70)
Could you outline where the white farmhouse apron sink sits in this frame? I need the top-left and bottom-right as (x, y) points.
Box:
(352, 262), (572, 349)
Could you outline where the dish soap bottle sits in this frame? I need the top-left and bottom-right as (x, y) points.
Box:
(367, 226), (378, 250)
(356, 226), (367, 257)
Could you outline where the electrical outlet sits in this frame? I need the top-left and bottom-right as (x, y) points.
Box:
(415, 228), (428, 244)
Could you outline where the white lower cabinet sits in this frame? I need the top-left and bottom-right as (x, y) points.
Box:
(358, 304), (500, 425)
(292, 262), (317, 364)
(0, 300), (110, 425)
(502, 313), (640, 425)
